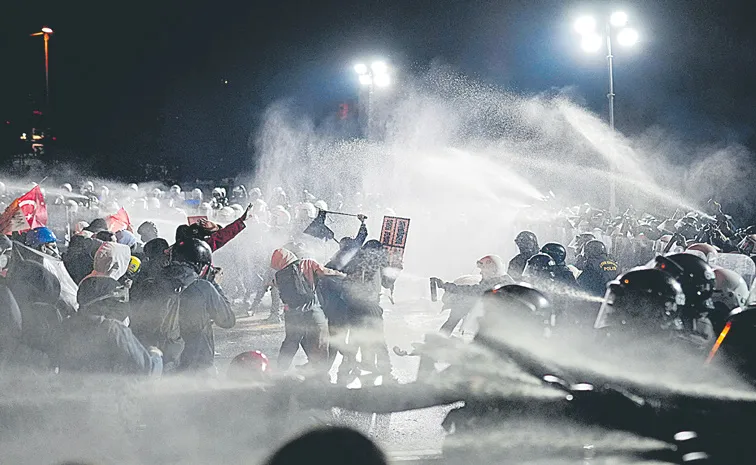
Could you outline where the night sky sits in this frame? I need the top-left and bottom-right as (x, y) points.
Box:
(1, 0), (755, 180)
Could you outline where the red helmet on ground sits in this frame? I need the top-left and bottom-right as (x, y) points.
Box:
(228, 350), (270, 381)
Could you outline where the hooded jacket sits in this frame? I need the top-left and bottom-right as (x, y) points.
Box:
(77, 276), (130, 323)
(85, 242), (131, 281)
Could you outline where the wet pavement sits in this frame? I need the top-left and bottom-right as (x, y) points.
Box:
(214, 293), (453, 459)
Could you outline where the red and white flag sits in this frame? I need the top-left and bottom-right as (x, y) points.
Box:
(0, 186), (48, 234)
(106, 207), (132, 232)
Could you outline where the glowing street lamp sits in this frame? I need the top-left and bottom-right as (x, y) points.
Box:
(353, 59), (392, 139)
(30, 26), (54, 109)
(573, 12), (640, 215)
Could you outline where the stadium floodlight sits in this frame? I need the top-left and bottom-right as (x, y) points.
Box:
(617, 27), (639, 46)
(610, 11), (628, 27)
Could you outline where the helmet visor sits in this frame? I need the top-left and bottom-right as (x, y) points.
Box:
(595, 286), (682, 330)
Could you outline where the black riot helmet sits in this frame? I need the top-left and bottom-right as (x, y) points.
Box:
(514, 231), (539, 255)
(481, 283), (555, 338)
(523, 253), (556, 281)
(173, 238), (212, 273)
(595, 268), (685, 333)
(144, 238), (170, 261)
(582, 240), (607, 259)
(653, 253), (715, 311)
(540, 243), (567, 266)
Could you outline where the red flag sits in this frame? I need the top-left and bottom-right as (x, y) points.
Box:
(106, 207), (132, 232)
(0, 186), (48, 234)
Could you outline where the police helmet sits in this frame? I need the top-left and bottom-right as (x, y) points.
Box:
(541, 243), (567, 265)
(583, 240), (607, 259)
(482, 283), (554, 336)
(595, 268), (685, 332)
(653, 253), (715, 311)
(523, 253), (556, 281)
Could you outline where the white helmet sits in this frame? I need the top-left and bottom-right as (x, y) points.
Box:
(170, 185), (181, 194)
(230, 203), (244, 216)
(271, 205), (291, 226)
(296, 202), (317, 220)
(254, 198), (268, 213)
(191, 188), (203, 200)
(60, 183), (72, 193)
(128, 183), (139, 192)
(313, 200), (328, 211)
(712, 266), (749, 311)
(212, 187), (224, 198)
(220, 206), (236, 221)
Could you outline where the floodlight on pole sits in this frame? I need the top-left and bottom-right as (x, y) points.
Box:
(354, 63), (368, 75)
(617, 28), (639, 46)
(371, 61), (388, 75)
(581, 34), (603, 52)
(573, 12), (641, 216)
(574, 16), (596, 35)
(373, 73), (391, 88)
(358, 74), (373, 86)
(610, 12), (628, 27)
(353, 58), (393, 141)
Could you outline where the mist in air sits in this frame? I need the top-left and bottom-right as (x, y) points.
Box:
(3, 65), (756, 465)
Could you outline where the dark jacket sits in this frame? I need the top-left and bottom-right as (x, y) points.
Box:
(553, 265), (578, 287)
(63, 236), (104, 284)
(507, 254), (530, 281)
(326, 223), (368, 271)
(6, 259), (63, 354)
(53, 314), (160, 375)
(129, 262), (187, 368)
(343, 245), (387, 303)
(577, 255), (619, 297)
(0, 282), (22, 353)
(78, 276), (131, 323)
(169, 263), (235, 371)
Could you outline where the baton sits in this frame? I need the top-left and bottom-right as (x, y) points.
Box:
(319, 209), (365, 219)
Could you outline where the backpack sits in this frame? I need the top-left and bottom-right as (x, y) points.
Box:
(275, 260), (315, 309)
(159, 279), (198, 349)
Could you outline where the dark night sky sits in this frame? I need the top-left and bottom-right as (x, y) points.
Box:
(1, 0), (755, 179)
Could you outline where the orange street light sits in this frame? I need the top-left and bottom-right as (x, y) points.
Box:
(31, 27), (54, 109)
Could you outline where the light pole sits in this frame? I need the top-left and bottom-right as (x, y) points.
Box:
(31, 26), (54, 111)
(574, 13), (638, 215)
(354, 61), (391, 140)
